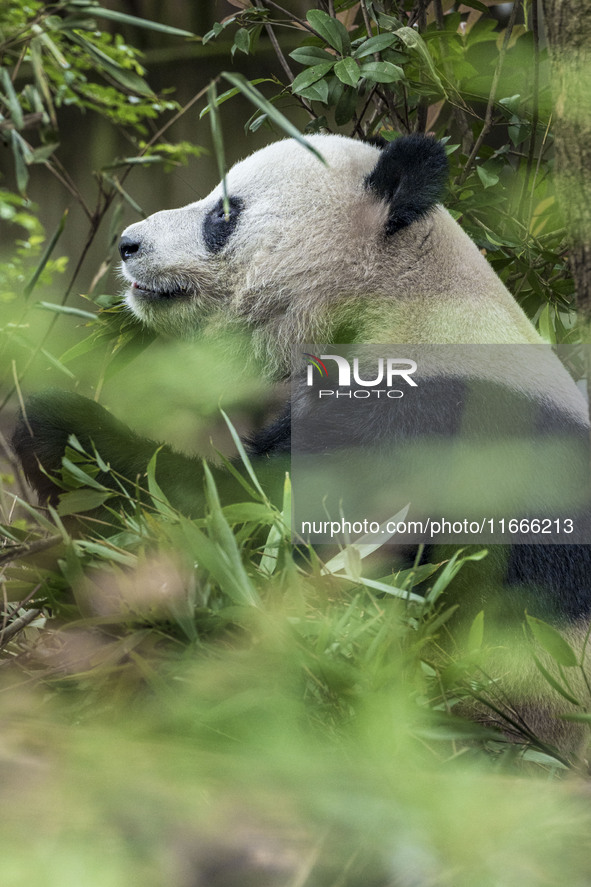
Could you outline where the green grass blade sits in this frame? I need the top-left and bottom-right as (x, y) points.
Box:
(24, 209), (68, 298)
(78, 5), (195, 38)
(207, 80), (229, 218)
(220, 72), (327, 165)
(220, 409), (268, 502)
(199, 79), (272, 118)
(321, 504), (410, 574)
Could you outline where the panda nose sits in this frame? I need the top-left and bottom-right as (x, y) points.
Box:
(119, 235), (141, 261)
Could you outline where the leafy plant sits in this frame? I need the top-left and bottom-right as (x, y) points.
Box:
(1, 7), (590, 856)
(198, 1), (575, 343)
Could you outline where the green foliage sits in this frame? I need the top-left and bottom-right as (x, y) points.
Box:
(1, 0), (588, 751)
(0, 191), (67, 303)
(4, 426), (590, 769)
(0, 2), (187, 193)
(0, 0), (199, 320)
(1, 5), (591, 880)
(200, 0), (574, 340)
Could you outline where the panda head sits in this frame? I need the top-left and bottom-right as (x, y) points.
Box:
(119, 133), (537, 375)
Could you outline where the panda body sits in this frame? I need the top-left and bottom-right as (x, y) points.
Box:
(120, 135), (543, 369)
(13, 134), (591, 627)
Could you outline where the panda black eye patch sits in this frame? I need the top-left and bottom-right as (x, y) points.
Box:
(202, 196), (244, 253)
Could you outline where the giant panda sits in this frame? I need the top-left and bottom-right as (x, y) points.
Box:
(13, 133), (591, 637)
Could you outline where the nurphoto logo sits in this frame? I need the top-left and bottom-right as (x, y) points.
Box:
(304, 353), (418, 399)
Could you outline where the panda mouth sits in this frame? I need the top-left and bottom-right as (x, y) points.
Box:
(131, 281), (189, 301)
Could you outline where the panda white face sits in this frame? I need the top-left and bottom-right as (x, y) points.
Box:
(120, 136), (384, 338)
(119, 133), (543, 375)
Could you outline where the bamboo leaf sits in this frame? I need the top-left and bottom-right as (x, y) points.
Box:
(334, 86), (357, 125)
(74, 539), (136, 566)
(146, 450), (179, 519)
(289, 46), (335, 66)
(467, 610), (484, 651)
(220, 72), (326, 165)
(73, 4), (195, 37)
(29, 143), (59, 163)
(204, 464), (261, 606)
(295, 79), (330, 104)
(8, 495), (58, 533)
(395, 26), (445, 93)
(215, 451), (261, 501)
(61, 457), (110, 492)
(532, 655), (581, 705)
(353, 34), (398, 59)
(102, 174), (145, 215)
(340, 574), (425, 603)
(306, 9), (351, 56)
(222, 503), (275, 524)
(291, 62), (335, 93)
(37, 302), (96, 320)
(65, 31), (153, 95)
(57, 489), (113, 516)
(322, 504), (411, 575)
(360, 61), (404, 84)
(259, 474), (290, 577)
(334, 57), (360, 87)
(476, 165), (499, 189)
(425, 549), (488, 605)
(30, 37), (56, 125)
(538, 303), (557, 344)
(59, 331), (104, 365)
(199, 78), (271, 118)
(10, 131), (32, 194)
(40, 347), (76, 379)
(35, 29), (71, 68)
(526, 615), (578, 667)
(220, 408), (267, 501)
(232, 27), (251, 55)
(458, 0), (489, 11)
(0, 67), (24, 129)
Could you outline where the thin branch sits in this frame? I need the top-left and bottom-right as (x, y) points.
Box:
(433, 0), (472, 151)
(12, 361), (32, 437)
(256, 0), (315, 33)
(353, 83), (379, 137)
(262, 20), (318, 120)
(408, 0), (428, 28)
(264, 19), (295, 82)
(124, 83), (211, 182)
(0, 536), (62, 566)
(433, 0), (445, 29)
(518, 0), (540, 216)
(415, 1), (428, 138)
(400, 80), (411, 131)
(10, 44), (27, 83)
(0, 428), (29, 502)
(375, 86), (409, 133)
(50, 153), (89, 202)
(526, 114), (553, 235)
(0, 607), (42, 648)
(456, 0), (520, 185)
(360, 0), (374, 38)
(43, 159), (93, 221)
(0, 112), (43, 132)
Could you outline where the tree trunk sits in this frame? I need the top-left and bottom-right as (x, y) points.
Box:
(541, 0), (591, 328)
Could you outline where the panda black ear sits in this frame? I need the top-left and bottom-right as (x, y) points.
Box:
(365, 134), (448, 235)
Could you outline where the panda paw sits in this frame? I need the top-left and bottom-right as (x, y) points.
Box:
(12, 389), (131, 504)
